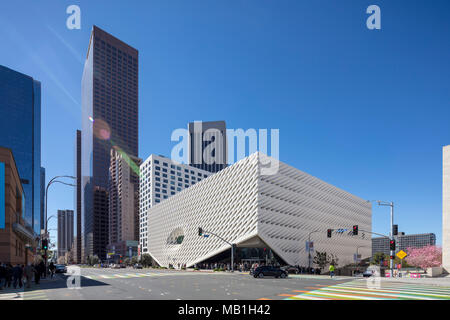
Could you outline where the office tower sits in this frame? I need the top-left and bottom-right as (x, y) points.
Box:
(81, 26), (139, 260)
(108, 148), (141, 248)
(443, 145), (450, 271)
(40, 167), (45, 234)
(139, 154), (212, 254)
(57, 210), (74, 258)
(372, 233), (437, 256)
(0, 147), (35, 265)
(0, 65), (41, 235)
(188, 121), (227, 173)
(74, 130), (83, 263)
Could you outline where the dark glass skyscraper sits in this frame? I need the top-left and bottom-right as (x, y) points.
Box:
(188, 121), (227, 173)
(0, 65), (41, 235)
(81, 26), (139, 260)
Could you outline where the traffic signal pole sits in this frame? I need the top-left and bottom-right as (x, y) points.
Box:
(198, 228), (235, 272)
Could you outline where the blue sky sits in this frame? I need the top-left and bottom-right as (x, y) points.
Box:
(0, 0), (449, 245)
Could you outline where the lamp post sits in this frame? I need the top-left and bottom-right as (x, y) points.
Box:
(44, 176), (76, 276)
(368, 200), (394, 278)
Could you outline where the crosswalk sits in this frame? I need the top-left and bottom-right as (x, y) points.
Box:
(0, 289), (49, 300)
(83, 271), (197, 280)
(285, 280), (450, 300)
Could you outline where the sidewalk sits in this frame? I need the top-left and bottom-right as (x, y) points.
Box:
(377, 275), (450, 287)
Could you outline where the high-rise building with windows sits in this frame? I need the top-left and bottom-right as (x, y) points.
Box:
(372, 233), (436, 256)
(108, 148), (141, 248)
(188, 121), (227, 173)
(81, 26), (139, 260)
(57, 210), (74, 259)
(139, 155), (212, 254)
(0, 65), (41, 235)
(74, 130), (83, 263)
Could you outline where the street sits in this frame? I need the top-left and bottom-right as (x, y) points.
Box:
(1, 267), (450, 300)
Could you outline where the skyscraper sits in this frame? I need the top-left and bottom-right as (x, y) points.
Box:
(188, 121), (227, 173)
(57, 209), (74, 259)
(0, 65), (41, 235)
(74, 130), (83, 263)
(108, 148), (141, 246)
(443, 145), (450, 271)
(81, 26), (139, 260)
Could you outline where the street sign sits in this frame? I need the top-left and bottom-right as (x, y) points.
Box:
(305, 241), (314, 252)
(396, 250), (407, 260)
(353, 254), (361, 262)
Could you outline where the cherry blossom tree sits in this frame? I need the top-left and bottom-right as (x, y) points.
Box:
(405, 245), (442, 270)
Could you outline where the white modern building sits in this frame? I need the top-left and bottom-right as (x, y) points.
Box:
(443, 145), (450, 272)
(139, 154), (212, 254)
(146, 152), (372, 268)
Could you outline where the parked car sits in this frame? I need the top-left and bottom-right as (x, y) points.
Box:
(363, 269), (375, 277)
(55, 264), (67, 273)
(281, 265), (300, 274)
(111, 264), (120, 269)
(252, 266), (288, 278)
(133, 263), (143, 269)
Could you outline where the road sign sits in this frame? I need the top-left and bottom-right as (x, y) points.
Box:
(353, 254), (361, 262)
(306, 241), (314, 252)
(396, 250), (407, 260)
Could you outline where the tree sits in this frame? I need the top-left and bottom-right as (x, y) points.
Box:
(371, 252), (388, 265)
(405, 245), (442, 270)
(131, 256), (139, 265)
(124, 257), (131, 266)
(87, 255), (100, 266)
(141, 254), (153, 267)
(313, 251), (330, 270)
(329, 253), (339, 267)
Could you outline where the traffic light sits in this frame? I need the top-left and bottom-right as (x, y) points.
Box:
(42, 239), (48, 250)
(389, 239), (396, 251)
(393, 224), (398, 236)
(390, 255), (395, 260)
(327, 229), (332, 238)
(352, 225), (358, 236)
(198, 227), (203, 236)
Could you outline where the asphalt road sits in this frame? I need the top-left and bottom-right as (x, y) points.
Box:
(11, 267), (352, 300)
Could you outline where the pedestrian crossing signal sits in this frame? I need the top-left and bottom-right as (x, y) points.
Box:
(327, 229), (332, 238)
(353, 225), (358, 236)
(198, 227), (203, 236)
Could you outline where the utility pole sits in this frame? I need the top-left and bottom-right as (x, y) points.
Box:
(367, 200), (395, 278)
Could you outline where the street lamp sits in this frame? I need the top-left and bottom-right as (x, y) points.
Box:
(44, 175), (76, 276)
(367, 200), (395, 277)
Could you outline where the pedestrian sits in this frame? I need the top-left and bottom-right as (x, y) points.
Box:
(0, 262), (6, 290)
(24, 263), (33, 288)
(34, 263), (41, 284)
(329, 262), (335, 278)
(5, 264), (13, 288)
(12, 264), (23, 289)
(39, 260), (45, 279)
(49, 262), (55, 278)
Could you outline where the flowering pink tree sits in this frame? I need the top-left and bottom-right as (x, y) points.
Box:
(405, 245), (442, 270)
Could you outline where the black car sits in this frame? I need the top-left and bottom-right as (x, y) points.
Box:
(252, 266), (288, 278)
(281, 265), (300, 274)
(54, 264), (67, 273)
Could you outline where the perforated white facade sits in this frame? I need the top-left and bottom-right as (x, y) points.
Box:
(147, 152), (371, 268)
